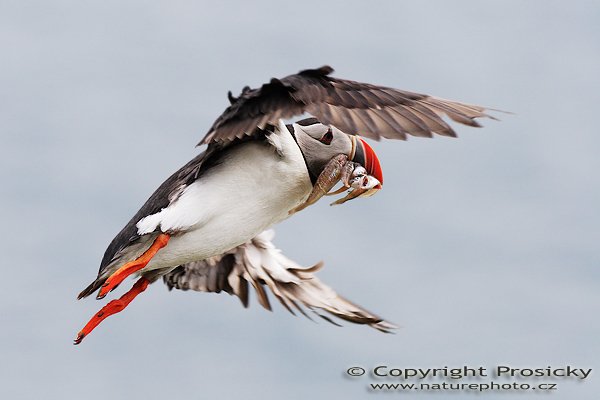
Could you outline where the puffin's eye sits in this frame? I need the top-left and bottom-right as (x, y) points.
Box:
(319, 128), (333, 145)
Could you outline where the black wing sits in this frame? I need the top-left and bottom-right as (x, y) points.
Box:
(163, 230), (396, 333)
(200, 65), (497, 145)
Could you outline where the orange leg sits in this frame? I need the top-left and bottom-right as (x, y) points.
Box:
(96, 233), (170, 299)
(74, 277), (150, 345)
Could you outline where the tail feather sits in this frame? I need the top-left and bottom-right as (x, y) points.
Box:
(77, 277), (107, 300)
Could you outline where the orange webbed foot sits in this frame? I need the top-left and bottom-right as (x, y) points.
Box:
(74, 277), (150, 345)
(96, 233), (170, 299)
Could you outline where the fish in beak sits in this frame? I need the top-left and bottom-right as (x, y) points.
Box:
(350, 136), (383, 197)
(351, 136), (383, 189)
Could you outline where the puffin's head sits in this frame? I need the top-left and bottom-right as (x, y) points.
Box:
(290, 117), (383, 185)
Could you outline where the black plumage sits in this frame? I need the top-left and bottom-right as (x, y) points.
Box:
(78, 135), (274, 300)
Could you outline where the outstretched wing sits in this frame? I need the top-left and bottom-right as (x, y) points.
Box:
(163, 230), (395, 332)
(200, 65), (497, 145)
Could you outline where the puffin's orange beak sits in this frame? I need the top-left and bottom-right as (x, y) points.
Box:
(354, 137), (383, 188)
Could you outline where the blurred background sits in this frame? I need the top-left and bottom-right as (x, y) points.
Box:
(1, 0), (598, 398)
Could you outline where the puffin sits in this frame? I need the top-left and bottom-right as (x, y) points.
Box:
(75, 66), (497, 344)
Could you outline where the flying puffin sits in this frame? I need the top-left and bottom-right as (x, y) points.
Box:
(74, 66), (497, 344)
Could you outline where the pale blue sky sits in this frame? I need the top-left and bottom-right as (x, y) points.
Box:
(1, 1), (599, 399)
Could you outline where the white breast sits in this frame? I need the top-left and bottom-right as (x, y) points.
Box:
(138, 125), (312, 270)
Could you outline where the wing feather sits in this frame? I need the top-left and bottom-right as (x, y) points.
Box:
(163, 230), (396, 333)
(370, 109), (408, 140)
(388, 105), (432, 137)
(199, 66), (500, 145)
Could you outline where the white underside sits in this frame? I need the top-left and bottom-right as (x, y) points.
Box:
(135, 125), (312, 271)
